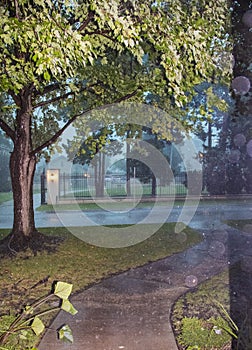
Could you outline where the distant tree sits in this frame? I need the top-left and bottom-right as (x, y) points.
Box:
(65, 125), (123, 197)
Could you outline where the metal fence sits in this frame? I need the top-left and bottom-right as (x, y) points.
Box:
(55, 173), (188, 200)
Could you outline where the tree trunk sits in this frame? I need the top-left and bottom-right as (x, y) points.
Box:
(151, 174), (156, 197)
(9, 148), (37, 246)
(10, 146), (36, 235)
(126, 139), (131, 196)
(5, 90), (39, 251)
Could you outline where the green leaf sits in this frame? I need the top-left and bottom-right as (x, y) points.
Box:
(61, 299), (78, 315)
(58, 324), (74, 343)
(54, 281), (73, 300)
(19, 330), (28, 340)
(43, 70), (51, 81)
(31, 317), (45, 336)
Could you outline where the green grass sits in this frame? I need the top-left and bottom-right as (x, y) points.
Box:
(36, 196), (252, 212)
(0, 191), (13, 205)
(36, 200), (158, 212)
(0, 223), (201, 317)
(225, 219), (252, 232)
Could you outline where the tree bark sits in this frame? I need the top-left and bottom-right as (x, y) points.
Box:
(6, 90), (38, 250)
(10, 148), (36, 238)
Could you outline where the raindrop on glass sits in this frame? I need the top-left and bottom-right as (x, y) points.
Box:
(185, 275), (198, 288)
(176, 232), (187, 243)
(246, 140), (252, 157)
(242, 10), (252, 28)
(232, 55), (235, 68)
(234, 133), (246, 147)
(212, 229), (228, 243)
(241, 256), (252, 273)
(231, 76), (251, 95)
(228, 149), (241, 163)
(243, 224), (252, 234)
(208, 240), (226, 258)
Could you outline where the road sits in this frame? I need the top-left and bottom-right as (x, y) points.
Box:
(0, 195), (251, 232)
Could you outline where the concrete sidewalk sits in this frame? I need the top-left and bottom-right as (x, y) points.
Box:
(38, 225), (247, 350)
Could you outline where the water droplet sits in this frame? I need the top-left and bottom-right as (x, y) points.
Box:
(212, 229), (228, 243)
(208, 240), (226, 258)
(176, 232), (187, 243)
(243, 224), (252, 234)
(242, 10), (252, 28)
(231, 76), (251, 95)
(241, 256), (252, 272)
(228, 149), (241, 163)
(246, 140), (252, 157)
(185, 275), (198, 288)
(234, 133), (246, 147)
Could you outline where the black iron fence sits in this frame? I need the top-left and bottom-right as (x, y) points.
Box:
(40, 169), (252, 204)
(59, 173), (188, 199)
(41, 172), (205, 204)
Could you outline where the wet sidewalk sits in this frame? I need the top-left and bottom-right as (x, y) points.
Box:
(38, 225), (248, 350)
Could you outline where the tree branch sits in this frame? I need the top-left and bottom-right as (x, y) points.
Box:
(0, 118), (15, 141)
(31, 107), (92, 156)
(14, 0), (20, 19)
(33, 91), (74, 109)
(33, 83), (102, 109)
(31, 88), (140, 156)
(85, 30), (116, 42)
(78, 11), (95, 32)
(33, 83), (61, 98)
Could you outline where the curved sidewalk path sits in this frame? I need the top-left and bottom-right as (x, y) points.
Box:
(38, 225), (250, 350)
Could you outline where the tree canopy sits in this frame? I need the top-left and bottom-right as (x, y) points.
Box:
(0, 0), (232, 251)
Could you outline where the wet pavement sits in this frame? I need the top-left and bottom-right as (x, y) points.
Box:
(38, 225), (251, 350)
(0, 194), (251, 231)
(1, 196), (252, 349)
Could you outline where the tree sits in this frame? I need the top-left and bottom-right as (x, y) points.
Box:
(127, 128), (175, 197)
(65, 125), (123, 197)
(0, 0), (229, 251)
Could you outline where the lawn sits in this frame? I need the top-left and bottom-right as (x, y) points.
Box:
(0, 192), (13, 205)
(0, 223), (201, 317)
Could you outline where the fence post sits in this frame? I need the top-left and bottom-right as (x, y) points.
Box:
(40, 169), (46, 205)
(46, 169), (60, 205)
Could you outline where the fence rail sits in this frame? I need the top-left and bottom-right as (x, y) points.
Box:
(59, 173), (188, 198)
(41, 173), (190, 204)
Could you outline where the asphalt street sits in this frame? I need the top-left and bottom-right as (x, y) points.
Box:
(0, 194), (251, 232)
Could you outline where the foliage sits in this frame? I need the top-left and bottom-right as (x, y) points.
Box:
(0, 0), (231, 153)
(0, 281), (77, 349)
(0, 0), (232, 243)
